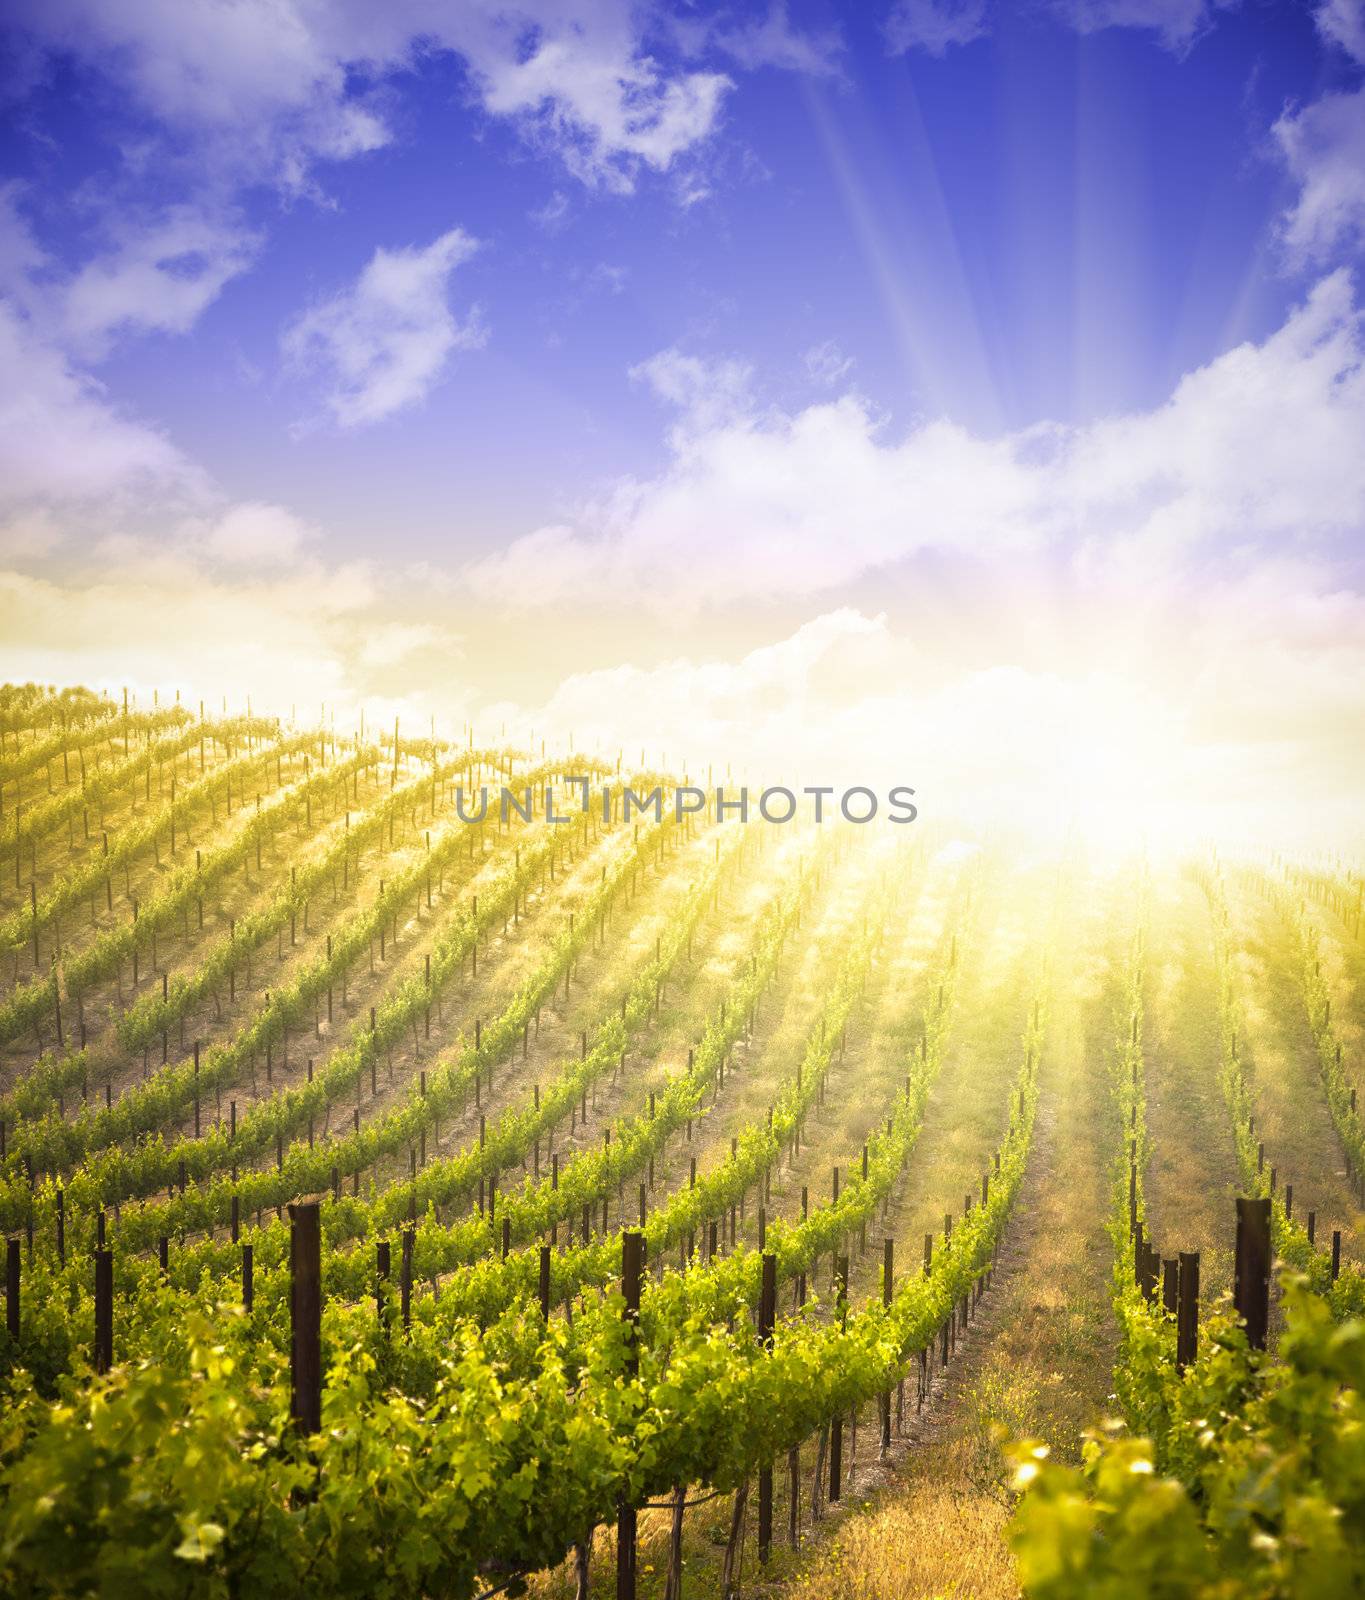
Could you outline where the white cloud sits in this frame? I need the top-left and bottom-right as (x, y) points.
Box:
(1318, 0), (1365, 64)
(0, 183), (48, 291)
(1275, 87), (1365, 261)
(701, 3), (843, 77)
(467, 273), (1365, 612)
(887, 0), (1235, 54)
(6, 1), (744, 196)
(885, 0), (990, 55)
(357, 621), (445, 669)
(0, 184), (257, 359)
(504, 569), (1365, 852)
(282, 227), (485, 428)
(1269, 3), (1365, 267)
(0, 503), (464, 731)
(204, 502), (318, 568)
(0, 508), (64, 562)
(0, 299), (204, 514)
(629, 347), (754, 434)
(5, 265), (1365, 850)
(58, 206), (259, 357)
(0, 555), (394, 720)
(454, 6), (733, 193)
(1051, 0), (1231, 50)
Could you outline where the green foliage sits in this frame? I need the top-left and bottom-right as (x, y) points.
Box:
(1193, 865), (1365, 1318)
(1010, 1279), (1365, 1600)
(0, 846), (1048, 1598)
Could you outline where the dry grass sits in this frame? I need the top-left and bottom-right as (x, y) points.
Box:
(779, 1477), (1015, 1600)
(771, 867), (1125, 1600)
(1141, 871), (1240, 1301)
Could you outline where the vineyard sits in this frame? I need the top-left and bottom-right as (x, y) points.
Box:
(0, 681), (1362, 1599)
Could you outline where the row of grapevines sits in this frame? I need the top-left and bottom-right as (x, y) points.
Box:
(1286, 860), (1363, 942)
(1193, 863), (1365, 1315)
(1013, 905), (1363, 1600)
(1010, 1273), (1365, 1599)
(11, 712), (283, 858)
(109, 746), (511, 1058)
(0, 727), (328, 962)
(0, 744), (383, 1116)
(5, 800), (623, 1225)
(54, 801), (687, 1244)
(5, 820), (789, 1369)
(1260, 871), (1365, 1196)
(0, 683), (115, 745)
(527, 857), (970, 1352)
(1, 789), (539, 1203)
(94, 810), (757, 1313)
(0, 700), (175, 788)
(1097, 893), (1202, 1463)
(380, 831), (877, 1319)
(0, 869), (1044, 1600)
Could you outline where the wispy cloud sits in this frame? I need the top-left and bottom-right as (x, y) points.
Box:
(1054, 0), (1233, 53)
(0, 300), (205, 517)
(0, 185), (257, 359)
(282, 228), (485, 429)
(885, 0), (990, 56)
(1273, 4), (1365, 263)
(1275, 88), (1365, 261)
(1317, 0), (1365, 63)
(701, 2), (844, 78)
(886, 0), (1236, 56)
(4, 2), (756, 197)
(456, 7), (733, 194)
(804, 340), (855, 386)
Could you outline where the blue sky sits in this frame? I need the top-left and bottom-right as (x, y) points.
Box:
(2, 1), (1365, 845)
(0, 0), (1340, 550)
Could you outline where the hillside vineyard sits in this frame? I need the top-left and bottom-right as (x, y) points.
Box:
(0, 684), (1361, 1600)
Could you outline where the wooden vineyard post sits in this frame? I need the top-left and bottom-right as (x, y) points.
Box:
(920, 1233), (933, 1411)
(1138, 1239), (1158, 1304)
(1176, 1251), (1199, 1372)
(1128, 1141), (1137, 1237)
(289, 1202), (322, 1435)
(1234, 1197), (1270, 1351)
(376, 1240), (390, 1327)
(94, 1246), (112, 1374)
(617, 1231), (644, 1600)
(539, 1244), (552, 1320)
(6, 1237), (18, 1339)
(940, 1216), (952, 1368)
(789, 1267), (808, 1548)
(881, 1238), (894, 1453)
(757, 1252), (777, 1563)
(829, 1255), (849, 1502)
(401, 1227), (414, 1332)
(242, 1244), (254, 1312)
